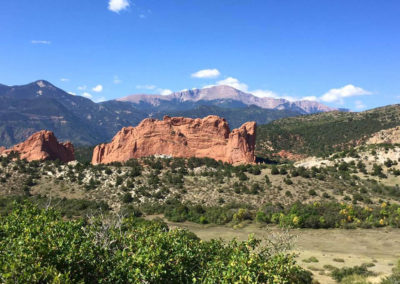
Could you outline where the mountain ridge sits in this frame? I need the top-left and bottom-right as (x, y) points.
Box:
(117, 85), (338, 114)
(0, 80), (346, 148)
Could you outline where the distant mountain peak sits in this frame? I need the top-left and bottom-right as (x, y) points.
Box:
(32, 80), (56, 89)
(117, 85), (337, 114)
(36, 80), (48, 88)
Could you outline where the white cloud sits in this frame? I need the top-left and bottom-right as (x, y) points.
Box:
(95, 97), (106, 103)
(82, 92), (93, 99)
(31, 40), (51, 44)
(191, 68), (221, 79)
(301, 96), (318, 102)
(214, 77), (295, 100)
(136, 84), (156, 90)
(216, 77), (248, 92)
(92, 84), (103, 92)
(77, 85), (87, 91)
(113, 76), (122, 84)
(135, 84), (171, 95)
(68, 92), (76, 96)
(205, 76), (371, 107)
(108, 0), (130, 13)
(320, 84), (371, 103)
(251, 89), (279, 99)
(60, 78), (69, 82)
(159, 89), (172, 96)
(354, 100), (366, 110)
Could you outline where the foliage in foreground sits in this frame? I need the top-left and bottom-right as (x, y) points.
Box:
(0, 202), (312, 283)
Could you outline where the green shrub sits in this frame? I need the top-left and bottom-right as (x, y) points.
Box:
(308, 189), (317, 196)
(121, 193), (133, 203)
(0, 202), (313, 283)
(331, 264), (375, 282)
(271, 166), (279, 175)
(302, 256), (319, 263)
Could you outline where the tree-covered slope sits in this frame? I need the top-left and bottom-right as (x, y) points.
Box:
(256, 104), (400, 157)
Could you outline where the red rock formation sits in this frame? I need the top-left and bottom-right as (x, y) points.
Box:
(0, 146), (5, 155)
(274, 150), (304, 161)
(92, 115), (256, 165)
(1, 130), (75, 162)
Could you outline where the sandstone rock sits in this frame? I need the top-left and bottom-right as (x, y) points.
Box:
(2, 130), (75, 162)
(367, 126), (400, 145)
(274, 150), (304, 161)
(0, 146), (5, 155)
(92, 115), (256, 165)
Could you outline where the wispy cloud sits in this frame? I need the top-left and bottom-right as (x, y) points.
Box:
(60, 78), (69, 82)
(159, 89), (172, 96)
(320, 84), (371, 104)
(82, 92), (93, 99)
(108, 0), (130, 13)
(300, 96), (318, 102)
(94, 96), (106, 103)
(216, 77), (248, 92)
(135, 84), (172, 96)
(136, 84), (156, 90)
(192, 68), (221, 79)
(208, 76), (371, 105)
(113, 76), (122, 84)
(31, 40), (51, 45)
(354, 100), (366, 110)
(251, 89), (280, 99)
(77, 85), (87, 91)
(92, 84), (103, 92)
(68, 92), (76, 96)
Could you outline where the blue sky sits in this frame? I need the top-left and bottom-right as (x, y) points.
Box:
(0, 0), (399, 110)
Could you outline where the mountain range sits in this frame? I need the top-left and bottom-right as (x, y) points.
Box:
(118, 85), (337, 114)
(0, 80), (340, 147)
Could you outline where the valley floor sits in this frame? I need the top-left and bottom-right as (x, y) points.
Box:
(148, 216), (400, 283)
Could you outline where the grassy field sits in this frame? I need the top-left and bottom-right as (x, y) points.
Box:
(148, 216), (400, 283)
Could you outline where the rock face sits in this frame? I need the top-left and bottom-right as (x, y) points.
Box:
(92, 115), (256, 165)
(367, 126), (400, 145)
(1, 130), (75, 162)
(274, 150), (305, 161)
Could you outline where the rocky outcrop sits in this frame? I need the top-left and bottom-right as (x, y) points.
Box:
(274, 150), (305, 161)
(0, 146), (5, 155)
(92, 115), (256, 165)
(1, 130), (75, 162)
(367, 126), (400, 145)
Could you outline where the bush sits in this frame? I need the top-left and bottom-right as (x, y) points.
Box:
(0, 203), (313, 283)
(121, 193), (133, 203)
(308, 189), (317, 196)
(331, 264), (375, 282)
(271, 166), (279, 175)
(302, 256), (319, 263)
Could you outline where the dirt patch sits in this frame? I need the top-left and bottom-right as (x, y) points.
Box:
(148, 217), (400, 283)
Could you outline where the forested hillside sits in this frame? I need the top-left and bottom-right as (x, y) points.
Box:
(256, 104), (400, 158)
